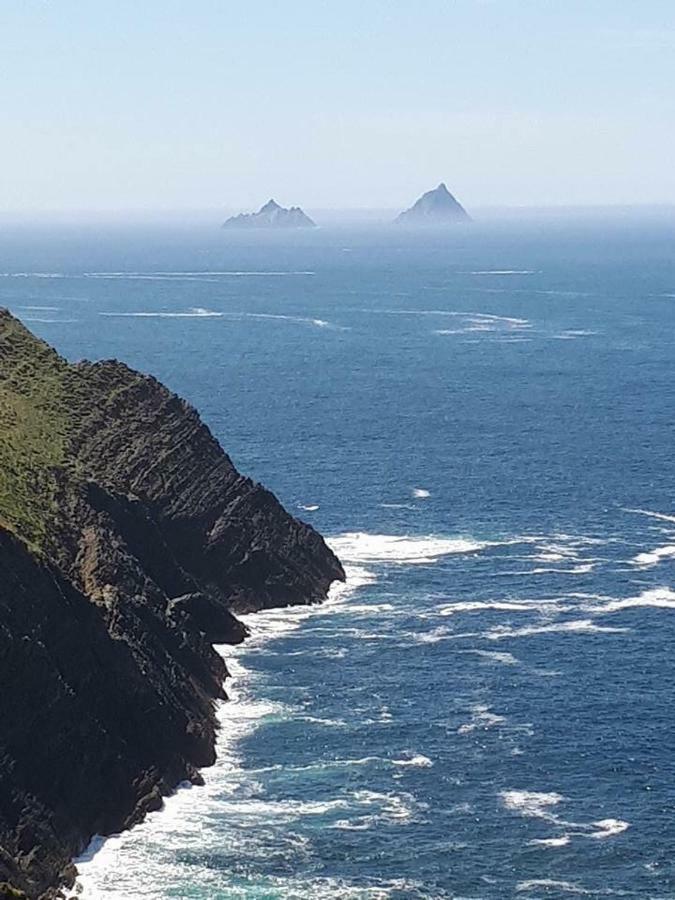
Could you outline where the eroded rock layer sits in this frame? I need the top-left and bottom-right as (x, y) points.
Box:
(0, 310), (344, 898)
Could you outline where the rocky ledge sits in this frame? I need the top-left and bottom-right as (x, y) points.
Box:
(0, 310), (344, 898)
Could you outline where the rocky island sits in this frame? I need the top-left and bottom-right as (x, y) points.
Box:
(0, 311), (344, 899)
(222, 199), (316, 229)
(395, 183), (471, 225)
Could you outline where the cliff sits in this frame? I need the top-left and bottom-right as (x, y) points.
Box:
(395, 183), (471, 225)
(222, 199), (316, 229)
(0, 310), (344, 898)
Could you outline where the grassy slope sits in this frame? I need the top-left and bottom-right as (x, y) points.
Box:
(0, 311), (70, 545)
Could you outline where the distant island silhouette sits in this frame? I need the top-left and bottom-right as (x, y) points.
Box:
(395, 183), (471, 225)
(223, 199), (316, 229)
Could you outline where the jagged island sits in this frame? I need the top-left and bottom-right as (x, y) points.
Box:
(395, 183), (471, 225)
(0, 311), (344, 899)
(222, 199), (316, 229)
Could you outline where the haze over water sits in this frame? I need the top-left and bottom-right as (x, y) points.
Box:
(3, 216), (675, 898)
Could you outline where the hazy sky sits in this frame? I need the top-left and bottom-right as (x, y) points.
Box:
(2, 0), (675, 212)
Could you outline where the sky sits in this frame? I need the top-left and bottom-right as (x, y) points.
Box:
(2, 0), (675, 213)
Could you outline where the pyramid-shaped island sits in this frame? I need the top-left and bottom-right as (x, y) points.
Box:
(395, 183), (471, 225)
(223, 199), (316, 229)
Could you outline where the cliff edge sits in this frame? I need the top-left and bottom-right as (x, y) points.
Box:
(0, 310), (344, 898)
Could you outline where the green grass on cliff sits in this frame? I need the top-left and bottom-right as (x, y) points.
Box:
(0, 311), (70, 545)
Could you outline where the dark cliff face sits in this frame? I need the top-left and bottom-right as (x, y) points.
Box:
(0, 310), (344, 898)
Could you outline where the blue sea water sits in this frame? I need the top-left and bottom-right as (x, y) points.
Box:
(2, 216), (675, 899)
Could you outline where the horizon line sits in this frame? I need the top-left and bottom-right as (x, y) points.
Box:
(1, 202), (675, 219)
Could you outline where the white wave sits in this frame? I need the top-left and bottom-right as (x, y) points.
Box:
(100, 307), (223, 318)
(248, 756), (385, 775)
(591, 818), (630, 839)
(529, 835), (571, 847)
(458, 704), (506, 734)
(550, 331), (595, 340)
(295, 715), (347, 728)
(486, 619), (627, 640)
(585, 587), (675, 615)
(631, 544), (675, 568)
(466, 312), (530, 325)
(439, 599), (565, 617)
(434, 311), (532, 338)
(516, 880), (594, 895)
(622, 506), (675, 524)
(501, 790), (629, 849)
(412, 488), (430, 498)
(493, 336), (533, 343)
(0, 272), (67, 278)
(501, 790), (563, 819)
(458, 649), (520, 665)
(533, 290), (594, 298)
(532, 545), (578, 562)
(466, 270), (537, 276)
(341, 602), (396, 614)
(379, 502), (417, 510)
(357, 307), (530, 327)
(77, 556), (371, 894)
(328, 532), (503, 566)
(84, 270), (315, 279)
(406, 625), (454, 644)
(527, 564), (596, 576)
(328, 563), (378, 598)
(244, 312), (335, 329)
(558, 330), (597, 337)
(17, 304), (61, 311)
(391, 754), (433, 768)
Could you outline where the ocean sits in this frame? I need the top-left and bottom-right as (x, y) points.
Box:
(2, 215), (674, 899)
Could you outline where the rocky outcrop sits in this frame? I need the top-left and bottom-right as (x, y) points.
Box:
(0, 311), (344, 898)
(222, 199), (316, 229)
(395, 183), (471, 225)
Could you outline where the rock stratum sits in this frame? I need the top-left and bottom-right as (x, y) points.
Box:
(0, 310), (344, 899)
(395, 183), (471, 225)
(223, 199), (316, 229)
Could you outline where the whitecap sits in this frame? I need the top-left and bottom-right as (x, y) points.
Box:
(501, 790), (629, 850)
(592, 818), (630, 839)
(379, 502), (417, 510)
(245, 312), (335, 329)
(500, 790), (564, 819)
(585, 587), (675, 615)
(457, 649), (520, 666)
(516, 880), (593, 894)
(529, 835), (571, 847)
(439, 599), (564, 616)
(466, 270), (537, 276)
(17, 305), (61, 311)
(391, 754), (433, 768)
(622, 506), (675, 524)
(0, 272), (67, 278)
(458, 704), (506, 734)
(328, 532), (506, 566)
(485, 619), (628, 640)
(84, 270), (315, 278)
(100, 307), (223, 318)
(630, 544), (675, 568)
